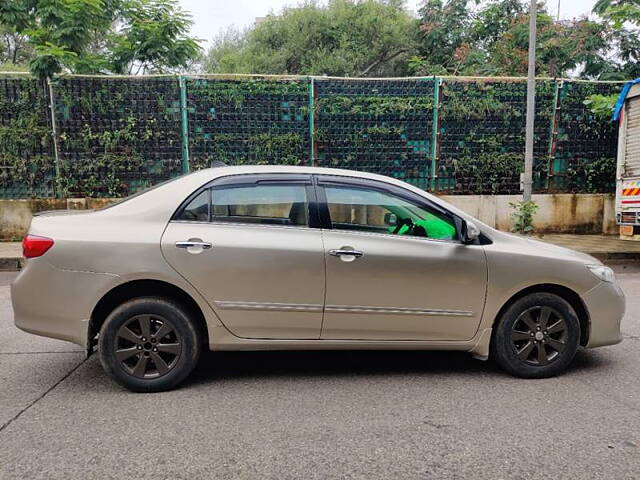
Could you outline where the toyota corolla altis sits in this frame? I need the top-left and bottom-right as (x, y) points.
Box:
(12, 166), (625, 391)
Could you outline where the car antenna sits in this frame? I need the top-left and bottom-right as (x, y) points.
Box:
(210, 161), (227, 168)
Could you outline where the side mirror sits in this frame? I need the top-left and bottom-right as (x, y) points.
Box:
(384, 212), (398, 226)
(461, 219), (480, 244)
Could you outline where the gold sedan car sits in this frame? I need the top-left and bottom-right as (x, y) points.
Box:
(12, 166), (625, 391)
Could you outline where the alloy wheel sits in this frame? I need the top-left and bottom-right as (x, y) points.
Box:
(114, 314), (182, 379)
(510, 306), (568, 366)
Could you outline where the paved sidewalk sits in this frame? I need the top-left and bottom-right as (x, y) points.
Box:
(1, 234), (640, 271)
(0, 242), (21, 271)
(534, 234), (640, 260)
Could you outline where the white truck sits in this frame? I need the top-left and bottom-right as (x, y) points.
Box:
(615, 81), (640, 238)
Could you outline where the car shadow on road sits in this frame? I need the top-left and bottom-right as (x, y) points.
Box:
(183, 347), (612, 387)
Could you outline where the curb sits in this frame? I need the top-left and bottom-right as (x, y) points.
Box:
(0, 258), (23, 272)
(589, 252), (640, 262)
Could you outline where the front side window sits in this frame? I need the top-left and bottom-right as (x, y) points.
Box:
(324, 185), (457, 240)
(177, 184), (309, 227)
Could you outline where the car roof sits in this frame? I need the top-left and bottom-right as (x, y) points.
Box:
(103, 164), (487, 231)
(203, 164), (397, 183)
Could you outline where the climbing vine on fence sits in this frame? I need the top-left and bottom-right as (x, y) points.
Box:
(315, 79), (436, 189)
(0, 74), (624, 198)
(187, 78), (309, 170)
(53, 77), (182, 197)
(0, 77), (54, 197)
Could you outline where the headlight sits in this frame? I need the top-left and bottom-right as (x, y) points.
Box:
(587, 265), (615, 283)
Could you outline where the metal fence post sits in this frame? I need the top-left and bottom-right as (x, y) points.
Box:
(46, 77), (61, 198)
(308, 76), (315, 166)
(178, 75), (190, 173)
(430, 77), (441, 191)
(547, 79), (564, 192)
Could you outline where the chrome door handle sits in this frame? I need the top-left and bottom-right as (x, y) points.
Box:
(175, 241), (212, 249)
(329, 249), (363, 258)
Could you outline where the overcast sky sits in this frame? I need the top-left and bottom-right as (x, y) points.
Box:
(179, 0), (599, 47)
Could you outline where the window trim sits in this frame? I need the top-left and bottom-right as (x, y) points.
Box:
(171, 173), (319, 229)
(314, 174), (462, 243)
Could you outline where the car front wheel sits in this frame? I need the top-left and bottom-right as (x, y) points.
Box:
(491, 292), (580, 378)
(98, 297), (201, 392)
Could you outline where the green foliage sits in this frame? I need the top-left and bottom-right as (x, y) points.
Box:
(583, 93), (617, 120)
(0, 78), (53, 196)
(192, 78), (307, 109)
(412, 1), (609, 78)
(590, 0), (640, 80)
(108, 0), (201, 75)
(509, 200), (539, 234)
(454, 153), (524, 194)
(316, 95), (433, 117)
(0, 0), (201, 78)
(3, 0), (640, 80)
(583, 157), (616, 193)
(0, 75), (624, 198)
(202, 0), (416, 77)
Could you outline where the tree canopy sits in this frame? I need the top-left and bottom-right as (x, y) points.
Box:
(203, 0), (640, 80)
(0, 0), (201, 78)
(2, 0), (640, 81)
(202, 0), (417, 77)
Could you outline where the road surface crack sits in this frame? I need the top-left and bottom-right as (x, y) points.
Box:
(0, 356), (87, 434)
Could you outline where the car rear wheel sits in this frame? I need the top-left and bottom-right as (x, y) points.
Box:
(98, 297), (201, 392)
(491, 293), (580, 378)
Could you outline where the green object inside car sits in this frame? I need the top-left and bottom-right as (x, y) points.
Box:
(387, 209), (456, 240)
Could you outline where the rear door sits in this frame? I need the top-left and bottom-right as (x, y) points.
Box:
(161, 173), (326, 339)
(316, 175), (488, 341)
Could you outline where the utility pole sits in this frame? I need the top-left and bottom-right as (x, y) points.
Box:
(523, 0), (537, 202)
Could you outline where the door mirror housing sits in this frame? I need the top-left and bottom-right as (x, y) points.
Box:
(461, 219), (481, 244)
(384, 212), (398, 226)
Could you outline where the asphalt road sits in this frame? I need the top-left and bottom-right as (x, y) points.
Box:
(1, 268), (640, 480)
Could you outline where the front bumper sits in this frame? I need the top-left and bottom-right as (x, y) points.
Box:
(11, 259), (118, 348)
(581, 280), (626, 348)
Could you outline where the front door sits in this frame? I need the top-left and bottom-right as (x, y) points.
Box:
(317, 176), (487, 341)
(161, 174), (325, 339)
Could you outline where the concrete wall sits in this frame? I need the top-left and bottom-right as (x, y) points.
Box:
(0, 194), (617, 241)
(0, 198), (116, 240)
(440, 193), (617, 235)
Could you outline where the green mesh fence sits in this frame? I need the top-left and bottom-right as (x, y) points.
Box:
(0, 76), (55, 197)
(437, 79), (556, 194)
(0, 74), (624, 198)
(314, 78), (436, 190)
(551, 81), (620, 193)
(52, 76), (183, 197)
(186, 77), (309, 169)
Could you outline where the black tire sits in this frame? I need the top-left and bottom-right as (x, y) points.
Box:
(491, 293), (580, 379)
(98, 297), (201, 392)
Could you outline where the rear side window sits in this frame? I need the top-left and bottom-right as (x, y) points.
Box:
(178, 190), (209, 222)
(176, 184), (309, 227)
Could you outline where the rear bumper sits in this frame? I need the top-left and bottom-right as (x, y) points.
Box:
(11, 259), (118, 348)
(582, 281), (626, 348)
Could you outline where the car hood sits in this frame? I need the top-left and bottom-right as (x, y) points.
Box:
(496, 231), (601, 265)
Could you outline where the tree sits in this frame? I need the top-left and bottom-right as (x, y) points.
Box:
(491, 14), (607, 77)
(584, 0), (640, 117)
(0, 0), (201, 78)
(201, 0), (417, 77)
(107, 0), (202, 75)
(410, 0), (609, 78)
(590, 0), (640, 80)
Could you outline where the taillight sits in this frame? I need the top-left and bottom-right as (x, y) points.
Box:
(22, 235), (54, 258)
